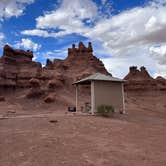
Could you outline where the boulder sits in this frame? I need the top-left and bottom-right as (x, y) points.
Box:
(44, 94), (55, 103)
(29, 78), (40, 87)
(26, 78), (43, 98)
(0, 96), (5, 102)
(26, 88), (44, 98)
(48, 80), (63, 90)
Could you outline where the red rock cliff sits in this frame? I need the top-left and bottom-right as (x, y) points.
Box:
(124, 66), (166, 91)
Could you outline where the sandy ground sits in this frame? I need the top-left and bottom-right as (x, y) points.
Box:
(0, 109), (166, 166)
(0, 91), (166, 166)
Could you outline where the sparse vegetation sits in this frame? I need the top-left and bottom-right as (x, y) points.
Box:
(97, 104), (115, 117)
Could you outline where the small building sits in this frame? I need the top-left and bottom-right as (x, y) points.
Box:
(73, 73), (125, 114)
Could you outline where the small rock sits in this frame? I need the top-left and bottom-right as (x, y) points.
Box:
(44, 94), (55, 103)
(49, 119), (58, 123)
(0, 96), (5, 102)
(26, 88), (44, 98)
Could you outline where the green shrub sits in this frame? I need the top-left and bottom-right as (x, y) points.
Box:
(97, 104), (115, 117)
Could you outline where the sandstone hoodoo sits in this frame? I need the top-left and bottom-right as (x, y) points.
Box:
(65, 42), (109, 78)
(2, 44), (33, 63)
(0, 42), (109, 87)
(68, 42), (93, 56)
(124, 66), (153, 81)
(124, 66), (166, 91)
(0, 44), (42, 88)
(42, 41), (110, 106)
(45, 59), (54, 70)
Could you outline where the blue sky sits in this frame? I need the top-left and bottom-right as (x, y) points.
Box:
(0, 0), (166, 78)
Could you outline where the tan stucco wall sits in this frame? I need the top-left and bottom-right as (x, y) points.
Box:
(93, 81), (124, 112)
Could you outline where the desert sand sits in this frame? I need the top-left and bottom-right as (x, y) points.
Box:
(0, 91), (166, 166)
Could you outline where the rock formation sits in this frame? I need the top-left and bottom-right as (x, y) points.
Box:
(44, 94), (56, 103)
(42, 41), (110, 92)
(0, 41), (165, 117)
(0, 96), (5, 102)
(0, 42), (165, 111)
(42, 42), (110, 105)
(64, 41), (110, 79)
(155, 76), (166, 91)
(45, 59), (54, 70)
(0, 45), (42, 88)
(0, 42), (110, 107)
(124, 66), (166, 91)
(68, 42), (93, 56)
(26, 78), (44, 98)
(124, 66), (153, 80)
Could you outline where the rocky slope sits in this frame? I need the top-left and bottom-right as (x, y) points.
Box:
(0, 42), (165, 113)
(0, 42), (109, 109)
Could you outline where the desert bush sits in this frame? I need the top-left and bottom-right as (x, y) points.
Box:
(97, 104), (115, 117)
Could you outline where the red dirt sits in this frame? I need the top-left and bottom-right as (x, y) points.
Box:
(0, 91), (166, 166)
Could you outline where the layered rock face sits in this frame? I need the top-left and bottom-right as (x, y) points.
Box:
(41, 41), (110, 91)
(0, 42), (109, 106)
(0, 42), (166, 112)
(26, 78), (44, 98)
(52, 41), (110, 80)
(0, 45), (42, 88)
(1, 43), (165, 95)
(124, 66), (166, 91)
(0, 42), (105, 89)
(41, 42), (110, 105)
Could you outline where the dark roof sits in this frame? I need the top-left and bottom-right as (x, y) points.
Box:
(74, 73), (125, 85)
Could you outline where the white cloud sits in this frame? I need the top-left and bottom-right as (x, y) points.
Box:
(21, 0), (112, 38)
(36, 0), (97, 29)
(102, 47), (157, 78)
(0, 0), (34, 46)
(153, 64), (166, 78)
(86, 3), (166, 54)
(21, 0), (99, 38)
(0, 32), (5, 41)
(101, 0), (107, 5)
(35, 48), (68, 65)
(14, 38), (41, 51)
(21, 0), (166, 78)
(0, 32), (5, 48)
(21, 29), (69, 38)
(0, 0), (34, 19)
(149, 44), (166, 65)
(86, 0), (166, 78)
(150, 0), (166, 6)
(21, 29), (50, 37)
